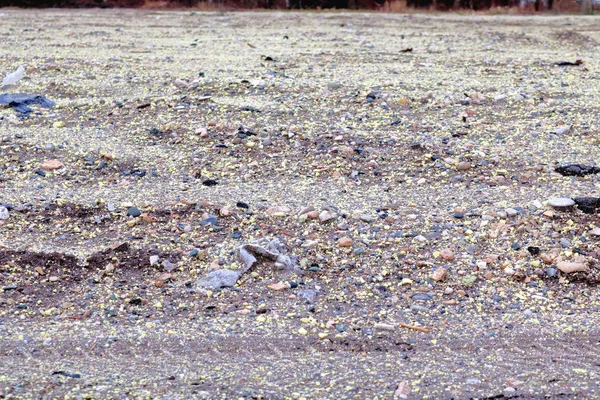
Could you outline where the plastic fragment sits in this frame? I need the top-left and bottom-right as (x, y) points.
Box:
(1, 65), (25, 88)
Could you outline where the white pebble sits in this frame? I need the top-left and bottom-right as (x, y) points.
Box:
(548, 197), (575, 208)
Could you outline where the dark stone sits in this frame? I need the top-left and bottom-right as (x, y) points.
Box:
(545, 268), (557, 277)
(236, 201), (250, 209)
(527, 246), (540, 255)
(127, 207), (141, 217)
(573, 197), (600, 214)
(511, 242), (521, 250)
(411, 293), (432, 301)
(202, 179), (218, 186)
(453, 212), (464, 219)
(52, 371), (81, 379)
(555, 164), (600, 177)
(231, 232), (242, 239)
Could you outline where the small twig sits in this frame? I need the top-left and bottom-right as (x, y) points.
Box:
(399, 322), (430, 333)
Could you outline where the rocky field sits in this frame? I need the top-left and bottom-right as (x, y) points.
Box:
(0, 9), (600, 399)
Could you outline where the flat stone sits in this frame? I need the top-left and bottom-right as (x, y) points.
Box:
(268, 282), (288, 291)
(548, 197), (575, 208)
(338, 237), (353, 247)
(319, 211), (336, 222)
(40, 159), (64, 171)
(411, 293), (432, 301)
(457, 161), (472, 171)
(556, 261), (588, 274)
(196, 269), (241, 289)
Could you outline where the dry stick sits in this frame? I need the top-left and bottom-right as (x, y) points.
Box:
(399, 322), (430, 333)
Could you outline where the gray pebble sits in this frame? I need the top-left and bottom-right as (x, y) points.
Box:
(411, 293), (432, 301)
(127, 207), (141, 217)
(545, 268), (557, 277)
(411, 304), (429, 313)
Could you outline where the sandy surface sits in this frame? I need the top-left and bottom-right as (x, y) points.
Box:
(0, 9), (600, 399)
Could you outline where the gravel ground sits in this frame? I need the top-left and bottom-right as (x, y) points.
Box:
(0, 9), (599, 399)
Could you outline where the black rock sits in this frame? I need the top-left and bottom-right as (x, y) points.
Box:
(527, 246), (540, 255)
(453, 212), (464, 219)
(240, 106), (261, 113)
(202, 179), (218, 186)
(127, 207), (141, 217)
(236, 201), (249, 209)
(35, 169), (46, 177)
(573, 197), (600, 214)
(52, 371), (81, 379)
(555, 164), (600, 177)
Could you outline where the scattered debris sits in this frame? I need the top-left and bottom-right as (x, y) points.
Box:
(1, 65), (25, 88)
(556, 59), (583, 66)
(239, 238), (303, 275)
(197, 238), (303, 289)
(398, 322), (430, 333)
(0, 93), (55, 115)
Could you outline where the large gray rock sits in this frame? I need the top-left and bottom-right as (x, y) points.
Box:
(196, 269), (241, 289)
